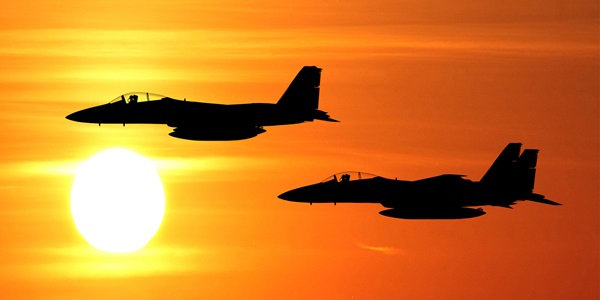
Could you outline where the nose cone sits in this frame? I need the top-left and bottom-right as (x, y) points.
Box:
(279, 184), (326, 203)
(278, 188), (307, 202)
(66, 105), (106, 123)
(278, 186), (314, 202)
(66, 110), (84, 122)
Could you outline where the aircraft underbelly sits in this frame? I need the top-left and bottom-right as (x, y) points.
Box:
(163, 104), (302, 127)
(380, 187), (478, 209)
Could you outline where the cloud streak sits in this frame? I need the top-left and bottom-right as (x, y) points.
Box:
(357, 242), (402, 255)
(0, 245), (212, 280)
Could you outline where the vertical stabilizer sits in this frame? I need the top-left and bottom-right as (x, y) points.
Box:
(515, 149), (538, 193)
(277, 66), (321, 109)
(480, 143), (522, 185)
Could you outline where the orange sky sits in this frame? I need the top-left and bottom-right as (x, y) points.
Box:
(0, 0), (598, 299)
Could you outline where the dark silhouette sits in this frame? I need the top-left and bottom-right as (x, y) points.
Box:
(128, 94), (138, 104)
(341, 174), (350, 182)
(66, 66), (338, 141)
(278, 143), (561, 219)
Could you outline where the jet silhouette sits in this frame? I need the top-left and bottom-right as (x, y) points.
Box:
(66, 66), (338, 141)
(279, 143), (561, 219)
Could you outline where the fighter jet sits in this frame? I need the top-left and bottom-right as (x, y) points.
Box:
(278, 143), (561, 219)
(66, 66), (337, 141)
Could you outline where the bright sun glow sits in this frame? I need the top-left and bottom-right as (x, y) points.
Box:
(70, 148), (165, 253)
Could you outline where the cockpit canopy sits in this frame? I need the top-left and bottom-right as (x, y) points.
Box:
(321, 171), (379, 183)
(109, 92), (168, 104)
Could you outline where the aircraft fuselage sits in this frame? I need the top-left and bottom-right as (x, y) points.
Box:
(278, 176), (501, 208)
(67, 98), (323, 127)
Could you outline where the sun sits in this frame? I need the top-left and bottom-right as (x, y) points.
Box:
(70, 148), (165, 253)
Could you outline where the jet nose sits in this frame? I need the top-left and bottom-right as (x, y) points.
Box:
(65, 111), (79, 121)
(278, 189), (301, 202)
(66, 107), (98, 123)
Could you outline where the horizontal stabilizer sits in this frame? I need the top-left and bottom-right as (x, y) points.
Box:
(529, 198), (562, 206)
(324, 118), (339, 122)
(313, 110), (339, 122)
(527, 193), (562, 206)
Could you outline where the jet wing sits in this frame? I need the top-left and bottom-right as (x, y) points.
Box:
(169, 125), (266, 141)
(413, 174), (468, 184)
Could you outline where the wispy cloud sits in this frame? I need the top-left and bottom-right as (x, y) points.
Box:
(154, 156), (274, 173)
(1, 24), (595, 83)
(357, 242), (402, 255)
(0, 155), (277, 183)
(2, 245), (213, 280)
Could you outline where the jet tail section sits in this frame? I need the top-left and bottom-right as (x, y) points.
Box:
(480, 143), (553, 203)
(480, 143), (521, 185)
(515, 149), (538, 193)
(277, 66), (321, 110)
